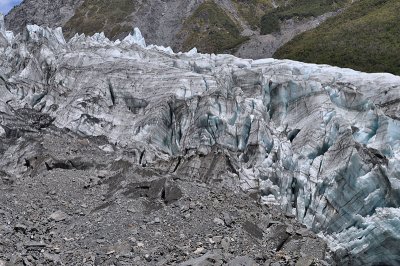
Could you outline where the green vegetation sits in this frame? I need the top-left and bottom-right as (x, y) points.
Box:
(180, 0), (249, 54)
(274, 0), (400, 75)
(260, 0), (350, 34)
(232, 0), (273, 30)
(64, 0), (135, 39)
(260, 13), (280, 34)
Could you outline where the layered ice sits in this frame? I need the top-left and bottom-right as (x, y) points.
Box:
(1, 17), (400, 265)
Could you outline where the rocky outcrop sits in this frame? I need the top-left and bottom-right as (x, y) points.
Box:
(1, 17), (400, 265)
(4, 0), (83, 33)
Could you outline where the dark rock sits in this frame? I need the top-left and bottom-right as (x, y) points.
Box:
(242, 221), (264, 239)
(23, 242), (47, 250)
(123, 178), (166, 200)
(266, 224), (290, 251)
(163, 181), (182, 204)
(14, 224), (27, 234)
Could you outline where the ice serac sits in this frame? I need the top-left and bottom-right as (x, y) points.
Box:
(121, 27), (146, 48)
(0, 17), (399, 265)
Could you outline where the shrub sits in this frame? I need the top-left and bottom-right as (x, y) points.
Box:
(260, 13), (280, 34)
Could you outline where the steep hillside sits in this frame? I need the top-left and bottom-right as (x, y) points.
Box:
(177, 1), (249, 54)
(63, 0), (135, 40)
(275, 0), (400, 75)
(5, 0), (349, 58)
(4, 0), (83, 33)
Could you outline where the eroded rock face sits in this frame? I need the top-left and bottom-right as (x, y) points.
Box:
(4, 0), (83, 33)
(1, 17), (400, 265)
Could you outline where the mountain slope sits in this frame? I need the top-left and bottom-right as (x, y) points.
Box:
(5, 0), (399, 74)
(177, 1), (249, 54)
(274, 0), (400, 75)
(5, 0), (349, 57)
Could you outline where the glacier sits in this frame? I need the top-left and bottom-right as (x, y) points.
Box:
(0, 14), (400, 265)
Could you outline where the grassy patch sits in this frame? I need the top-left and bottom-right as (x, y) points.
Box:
(260, 0), (350, 34)
(64, 0), (135, 39)
(232, 0), (273, 30)
(180, 0), (249, 54)
(274, 0), (400, 75)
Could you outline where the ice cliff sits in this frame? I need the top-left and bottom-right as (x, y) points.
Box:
(0, 15), (399, 265)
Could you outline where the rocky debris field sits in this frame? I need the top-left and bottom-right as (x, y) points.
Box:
(0, 119), (332, 266)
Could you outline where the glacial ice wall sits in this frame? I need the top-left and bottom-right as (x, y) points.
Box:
(0, 16), (400, 265)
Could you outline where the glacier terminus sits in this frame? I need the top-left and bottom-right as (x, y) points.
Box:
(0, 14), (400, 265)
